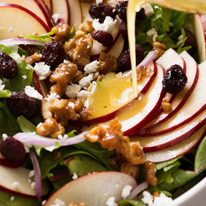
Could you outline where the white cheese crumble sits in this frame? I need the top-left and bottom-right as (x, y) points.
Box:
(29, 170), (35, 178)
(46, 93), (60, 101)
(84, 60), (99, 74)
(52, 13), (61, 24)
(96, 0), (103, 4)
(121, 185), (132, 199)
(22, 75), (27, 80)
(77, 90), (90, 98)
(65, 84), (81, 98)
(51, 199), (66, 206)
(142, 4), (154, 16)
(2, 133), (8, 141)
(142, 191), (173, 206)
(93, 16), (117, 34)
(147, 28), (158, 41)
(10, 196), (15, 201)
(25, 86), (43, 100)
(0, 79), (5, 91)
(79, 74), (94, 88)
(33, 62), (51, 80)
(68, 101), (75, 109)
(72, 173), (78, 180)
(106, 197), (118, 206)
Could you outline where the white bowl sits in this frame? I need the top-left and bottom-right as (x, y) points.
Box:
(173, 177), (206, 206)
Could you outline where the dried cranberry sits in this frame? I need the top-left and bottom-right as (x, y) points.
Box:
(116, 1), (128, 22)
(162, 65), (188, 94)
(136, 8), (146, 23)
(119, 22), (128, 40)
(118, 44), (144, 71)
(0, 52), (18, 79)
(41, 41), (65, 69)
(0, 137), (26, 167)
(89, 4), (116, 22)
(185, 30), (197, 55)
(91, 30), (113, 47)
(7, 92), (40, 119)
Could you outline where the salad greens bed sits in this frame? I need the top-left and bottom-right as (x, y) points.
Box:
(0, 3), (206, 206)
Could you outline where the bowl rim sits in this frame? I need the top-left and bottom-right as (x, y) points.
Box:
(172, 176), (206, 205)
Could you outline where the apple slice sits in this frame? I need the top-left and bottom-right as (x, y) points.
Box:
(33, 72), (48, 97)
(80, 2), (92, 21)
(0, 165), (48, 196)
(145, 126), (206, 162)
(45, 172), (137, 206)
(107, 34), (124, 58)
(86, 63), (157, 123)
(51, 0), (70, 24)
(138, 51), (198, 135)
(67, 0), (82, 28)
(41, 0), (52, 13)
(193, 14), (206, 62)
(0, 3), (49, 39)
(116, 64), (164, 136)
(135, 107), (206, 152)
(139, 58), (205, 136)
(0, 0), (52, 28)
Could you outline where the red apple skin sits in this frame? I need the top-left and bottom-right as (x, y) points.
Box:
(85, 63), (158, 125)
(34, 0), (53, 28)
(0, 3), (50, 32)
(142, 113), (206, 152)
(33, 72), (48, 98)
(139, 64), (199, 136)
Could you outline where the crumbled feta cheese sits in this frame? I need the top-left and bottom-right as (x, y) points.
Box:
(26, 64), (33, 70)
(93, 16), (117, 34)
(72, 173), (78, 180)
(29, 170), (35, 178)
(142, 4), (154, 16)
(68, 101), (75, 109)
(51, 199), (66, 206)
(77, 90), (90, 98)
(25, 86), (43, 100)
(0, 79), (5, 91)
(65, 84), (81, 98)
(142, 191), (173, 206)
(96, 0), (103, 4)
(2, 133), (8, 141)
(84, 60), (99, 74)
(52, 13), (61, 24)
(121, 185), (132, 199)
(46, 93), (60, 101)
(147, 28), (158, 41)
(10, 196), (15, 201)
(12, 182), (21, 190)
(33, 62), (51, 80)
(106, 197), (118, 206)
(57, 134), (68, 139)
(79, 74), (94, 88)
(22, 75), (27, 80)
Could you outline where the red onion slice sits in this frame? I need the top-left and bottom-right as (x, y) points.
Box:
(128, 182), (148, 200)
(0, 38), (45, 46)
(29, 150), (42, 201)
(139, 50), (158, 68)
(14, 132), (86, 150)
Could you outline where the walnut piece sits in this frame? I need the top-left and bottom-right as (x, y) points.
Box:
(53, 23), (71, 42)
(79, 21), (94, 33)
(68, 203), (86, 206)
(25, 53), (42, 65)
(162, 98), (172, 113)
(98, 52), (117, 74)
(36, 117), (65, 138)
(64, 31), (93, 67)
(85, 119), (145, 165)
(121, 162), (140, 179)
(145, 161), (158, 186)
(50, 61), (78, 95)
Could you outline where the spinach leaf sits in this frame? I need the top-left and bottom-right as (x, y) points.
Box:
(0, 190), (40, 206)
(195, 135), (206, 174)
(119, 200), (144, 206)
(17, 116), (36, 133)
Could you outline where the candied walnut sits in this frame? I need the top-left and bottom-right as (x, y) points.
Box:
(162, 98), (172, 113)
(79, 21), (94, 33)
(64, 31), (93, 67)
(42, 98), (84, 126)
(50, 61), (78, 95)
(24, 53), (42, 65)
(152, 41), (166, 58)
(36, 117), (65, 138)
(145, 161), (158, 186)
(72, 70), (84, 83)
(85, 119), (145, 165)
(121, 162), (140, 179)
(98, 52), (117, 74)
(68, 203), (86, 206)
(53, 23), (71, 42)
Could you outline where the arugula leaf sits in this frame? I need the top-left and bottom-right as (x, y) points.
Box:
(195, 135), (206, 174)
(119, 200), (145, 206)
(0, 90), (11, 98)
